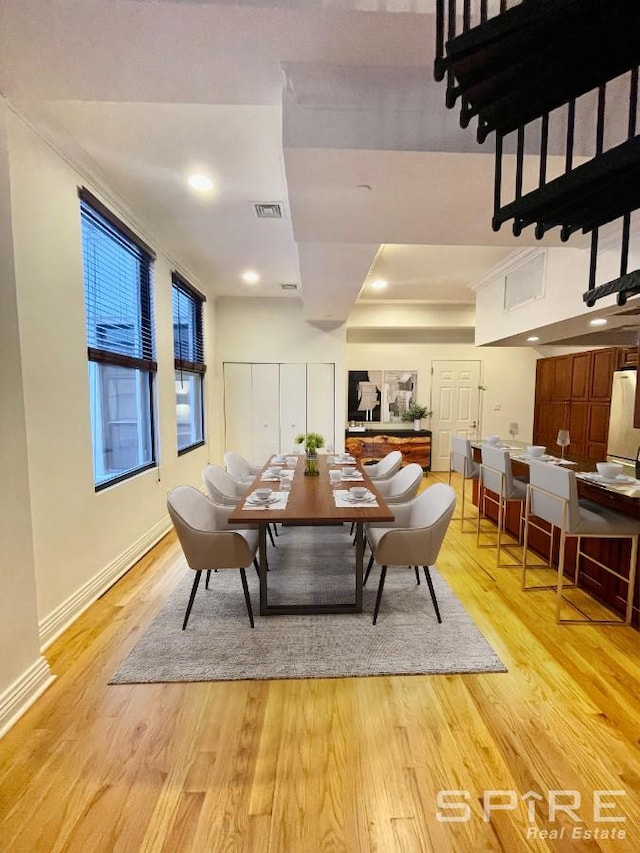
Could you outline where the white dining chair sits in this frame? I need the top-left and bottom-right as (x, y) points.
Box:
(449, 435), (480, 532)
(204, 463), (277, 548)
(478, 445), (527, 567)
(364, 484), (456, 624)
(366, 450), (403, 481)
(523, 461), (640, 624)
(167, 486), (259, 629)
(224, 451), (261, 482)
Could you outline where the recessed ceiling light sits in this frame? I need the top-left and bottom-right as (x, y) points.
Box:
(589, 318), (608, 327)
(371, 279), (388, 290)
(187, 174), (213, 192)
(527, 336), (540, 342)
(241, 270), (260, 284)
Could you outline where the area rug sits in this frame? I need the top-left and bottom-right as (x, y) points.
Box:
(111, 526), (506, 683)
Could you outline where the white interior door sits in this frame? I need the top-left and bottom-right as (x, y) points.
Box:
(307, 363), (336, 452)
(279, 363), (306, 454)
(430, 359), (481, 471)
(251, 363), (280, 462)
(223, 362), (254, 461)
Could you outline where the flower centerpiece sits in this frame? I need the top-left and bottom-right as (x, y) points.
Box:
(295, 431), (325, 475)
(401, 403), (432, 431)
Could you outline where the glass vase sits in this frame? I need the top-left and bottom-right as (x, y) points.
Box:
(304, 450), (319, 476)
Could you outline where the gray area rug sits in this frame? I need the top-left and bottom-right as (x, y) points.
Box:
(111, 525), (506, 683)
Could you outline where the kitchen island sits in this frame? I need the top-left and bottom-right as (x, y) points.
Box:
(471, 441), (640, 628)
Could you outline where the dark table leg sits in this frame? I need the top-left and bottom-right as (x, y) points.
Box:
(259, 522), (268, 616)
(355, 521), (364, 613)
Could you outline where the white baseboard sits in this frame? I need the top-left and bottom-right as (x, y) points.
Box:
(39, 516), (172, 650)
(0, 656), (55, 739)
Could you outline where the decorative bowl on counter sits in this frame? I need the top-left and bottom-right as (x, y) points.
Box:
(484, 435), (500, 445)
(596, 461), (624, 479)
(527, 445), (546, 458)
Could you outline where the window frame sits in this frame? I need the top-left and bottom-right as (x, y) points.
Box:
(172, 271), (207, 455)
(79, 187), (158, 491)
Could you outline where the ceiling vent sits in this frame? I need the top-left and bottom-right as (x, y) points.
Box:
(253, 202), (283, 219)
(280, 283), (298, 291)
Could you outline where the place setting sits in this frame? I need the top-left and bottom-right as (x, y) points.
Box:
(339, 466), (364, 482)
(261, 464), (294, 482)
(243, 487), (289, 509)
(334, 486), (378, 508)
(578, 462), (640, 490)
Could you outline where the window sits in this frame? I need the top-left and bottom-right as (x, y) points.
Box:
(79, 187), (157, 490)
(172, 272), (206, 453)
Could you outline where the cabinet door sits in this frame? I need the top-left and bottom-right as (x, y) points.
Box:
(553, 355), (573, 400)
(590, 349), (617, 399)
(251, 363), (280, 462)
(588, 402), (610, 447)
(536, 358), (555, 402)
(618, 346), (639, 368)
(223, 363), (254, 461)
(568, 401), (589, 456)
(307, 363), (336, 452)
(534, 401), (568, 449)
(279, 363), (306, 454)
(570, 352), (591, 400)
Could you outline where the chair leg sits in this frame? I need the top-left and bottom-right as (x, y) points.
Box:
(349, 521), (355, 536)
(267, 525), (276, 548)
(372, 566), (387, 624)
(182, 570), (202, 630)
(423, 566), (442, 623)
(272, 522), (279, 537)
(253, 556), (260, 578)
(364, 554), (374, 586)
(414, 566), (421, 585)
(205, 569), (212, 589)
(240, 567), (255, 628)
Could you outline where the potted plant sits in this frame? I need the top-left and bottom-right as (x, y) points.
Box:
(294, 432), (325, 475)
(402, 403), (432, 431)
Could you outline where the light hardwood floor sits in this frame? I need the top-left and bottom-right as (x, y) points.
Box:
(1, 473), (639, 852)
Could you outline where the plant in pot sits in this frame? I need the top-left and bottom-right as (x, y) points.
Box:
(294, 432), (325, 475)
(401, 403), (432, 431)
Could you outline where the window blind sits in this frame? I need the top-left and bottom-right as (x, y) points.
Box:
(172, 272), (206, 374)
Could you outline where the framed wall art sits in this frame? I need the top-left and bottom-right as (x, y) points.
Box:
(348, 370), (417, 423)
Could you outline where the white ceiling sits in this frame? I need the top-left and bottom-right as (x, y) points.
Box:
(0, 0), (619, 328)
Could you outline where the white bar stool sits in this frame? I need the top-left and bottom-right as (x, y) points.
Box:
(478, 445), (527, 567)
(522, 461), (640, 624)
(448, 435), (480, 532)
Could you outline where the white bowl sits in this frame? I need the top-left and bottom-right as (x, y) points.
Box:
(342, 467), (356, 477)
(349, 486), (367, 500)
(267, 466), (283, 477)
(527, 445), (546, 458)
(484, 435), (500, 445)
(254, 488), (272, 501)
(596, 461), (623, 479)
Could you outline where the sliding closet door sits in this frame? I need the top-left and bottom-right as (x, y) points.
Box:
(307, 363), (335, 451)
(223, 362), (254, 461)
(279, 363), (307, 453)
(251, 363), (280, 462)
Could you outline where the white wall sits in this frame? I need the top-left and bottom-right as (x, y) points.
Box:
(7, 112), (212, 644)
(214, 297), (346, 455)
(346, 342), (538, 443)
(0, 102), (51, 726)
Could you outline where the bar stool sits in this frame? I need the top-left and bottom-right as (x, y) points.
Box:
(522, 461), (640, 624)
(449, 435), (480, 532)
(478, 445), (527, 567)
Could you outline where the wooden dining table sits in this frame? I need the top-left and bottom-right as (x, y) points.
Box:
(227, 455), (394, 616)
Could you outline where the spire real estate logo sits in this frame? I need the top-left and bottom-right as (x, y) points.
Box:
(436, 789), (628, 842)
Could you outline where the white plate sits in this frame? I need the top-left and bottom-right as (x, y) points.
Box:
(341, 474), (363, 480)
(586, 472), (636, 484)
(344, 493), (375, 504)
(247, 495), (279, 505)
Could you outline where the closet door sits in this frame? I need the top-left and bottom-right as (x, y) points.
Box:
(307, 363), (335, 451)
(223, 363), (254, 461)
(251, 363), (280, 462)
(279, 363), (307, 454)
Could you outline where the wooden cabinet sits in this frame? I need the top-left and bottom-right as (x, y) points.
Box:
(345, 430), (431, 471)
(532, 348), (632, 459)
(570, 351), (591, 399)
(590, 348), (617, 399)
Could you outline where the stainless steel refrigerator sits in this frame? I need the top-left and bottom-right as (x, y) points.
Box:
(607, 368), (640, 462)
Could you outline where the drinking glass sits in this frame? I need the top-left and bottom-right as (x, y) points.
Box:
(508, 422), (519, 443)
(557, 429), (570, 458)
